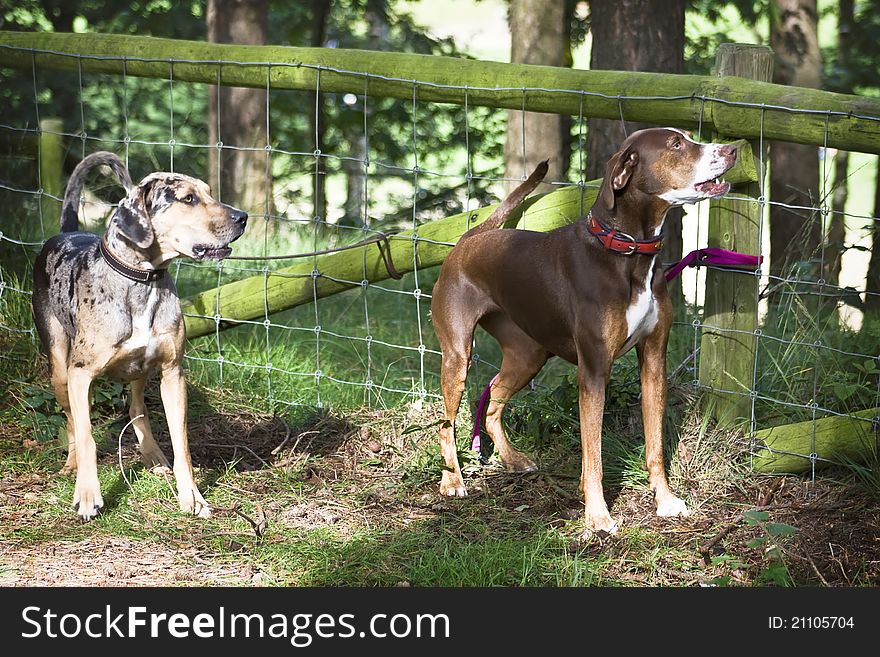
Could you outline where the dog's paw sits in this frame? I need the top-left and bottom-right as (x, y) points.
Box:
(139, 447), (171, 472)
(59, 461), (77, 476)
(656, 495), (689, 518)
(73, 479), (104, 521)
(440, 472), (468, 498)
(504, 451), (538, 473)
(178, 487), (212, 519)
(583, 511), (618, 536)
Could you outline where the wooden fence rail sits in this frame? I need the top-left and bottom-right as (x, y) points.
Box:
(2, 31), (880, 154)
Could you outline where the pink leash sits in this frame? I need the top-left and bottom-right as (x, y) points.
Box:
(664, 247), (762, 282)
(470, 247), (761, 454)
(471, 374), (498, 453)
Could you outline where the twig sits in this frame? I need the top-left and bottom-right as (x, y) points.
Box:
(806, 553), (831, 587)
(201, 443), (271, 468)
(270, 425), (293, 456)
(211, 502), (268, 538)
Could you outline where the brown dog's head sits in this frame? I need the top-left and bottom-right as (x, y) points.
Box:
(114, 173), (248, 262)
(601, 127), (737, 210)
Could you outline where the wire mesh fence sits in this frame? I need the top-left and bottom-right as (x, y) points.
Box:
(1, 40), (878, 476)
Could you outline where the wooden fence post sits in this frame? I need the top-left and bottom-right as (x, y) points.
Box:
(698, 44), (773, 426)
(39, 116), (64, 235)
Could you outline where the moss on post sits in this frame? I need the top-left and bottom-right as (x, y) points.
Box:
(38, 117), (64, 236)
(699, 44), (772, 427)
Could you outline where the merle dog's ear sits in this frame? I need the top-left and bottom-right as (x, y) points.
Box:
(114, 178), (156, 248)
(601, 149), (639, 210)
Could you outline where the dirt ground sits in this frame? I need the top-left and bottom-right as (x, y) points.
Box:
(1, 404), (878, 587)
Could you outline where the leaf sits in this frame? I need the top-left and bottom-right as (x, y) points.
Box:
(831, 383), (859, 402)
(513, 504), (529, 512)
(760, 562), (792, 587)
(746, 536), (768, 548)
(766, 522), (798, 537)
(743, 510), (769, 525)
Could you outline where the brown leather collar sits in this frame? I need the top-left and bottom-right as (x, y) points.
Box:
(587, 212), (663, 256)
(99, 238), (165, 283)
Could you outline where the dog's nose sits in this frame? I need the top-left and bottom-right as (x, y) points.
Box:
(719, 143), (737, 160)
(231, 209), (248, 225)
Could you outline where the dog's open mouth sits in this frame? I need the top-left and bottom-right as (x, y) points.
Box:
(192, 244), (233, 260)
(694, 179), (731, 197)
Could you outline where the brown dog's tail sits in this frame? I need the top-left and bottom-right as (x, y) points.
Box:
(60, 151), (133, 233)
(463, 159), (549, 239)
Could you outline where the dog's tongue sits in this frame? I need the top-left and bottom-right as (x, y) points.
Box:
(695, 180), (731, 196)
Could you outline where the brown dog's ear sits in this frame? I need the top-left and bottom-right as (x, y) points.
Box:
(114, 179), (156, 248)
(601, 149), (639, 210)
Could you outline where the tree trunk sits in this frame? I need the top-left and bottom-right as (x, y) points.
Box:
(339, 0), (387, 228)
(504, 0), (566, 193)
(826, 0), (853, 289)
(586, 0), (686, 306)
(865, 164), (880, 313)
(207, 0), (273, 231)
(309, 0), (331, 226)
(769, 0), (822, 280)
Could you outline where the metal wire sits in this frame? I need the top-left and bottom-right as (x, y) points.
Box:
(1, 44), (878, 471)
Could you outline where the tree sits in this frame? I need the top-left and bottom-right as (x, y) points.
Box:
(504, 0), (566, 193)
(768, 0), (822, 280)
(308, 0), (331, 227)
(586, 0), (687, 306)
(207, 0), (273, 228)
(826, 0), (853, 290)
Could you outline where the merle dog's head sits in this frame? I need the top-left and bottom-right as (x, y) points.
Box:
(114, 173), (248, 262)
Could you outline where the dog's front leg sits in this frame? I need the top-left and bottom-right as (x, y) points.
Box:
(67, 366), (103, 520)
(577, 363), (617, 536)
(159, 364), (211, 518)
(637, 326), (689, 519)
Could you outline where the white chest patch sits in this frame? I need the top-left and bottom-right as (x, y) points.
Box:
(123, 288), (159, 356)
(621, 262), (659, 354)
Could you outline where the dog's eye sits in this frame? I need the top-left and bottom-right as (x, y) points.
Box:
(181, 194), (195, 204)
(672, 140), (682, 150)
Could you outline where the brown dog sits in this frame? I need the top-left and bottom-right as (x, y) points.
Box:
(32, 152), (247, 521)
(431, 128), (737, 535)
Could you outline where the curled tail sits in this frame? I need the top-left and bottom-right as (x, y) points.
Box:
(463, 159), (549, 239)
(60, 151), (133, 233)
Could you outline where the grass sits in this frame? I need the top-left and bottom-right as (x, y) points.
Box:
(2, 237), (879, 586)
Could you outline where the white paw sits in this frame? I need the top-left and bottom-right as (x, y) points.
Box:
(584, 511), (618, 536)
(73, 478), (104, 521)
(139, 447), (171, 471)
(440, 472), (468, 498)
(656, 495), (689, 518)
(178, 487), (211, 519)
(440, 483), (468, 498)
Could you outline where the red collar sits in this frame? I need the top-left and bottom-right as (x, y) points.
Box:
(587, 212), (663, 256)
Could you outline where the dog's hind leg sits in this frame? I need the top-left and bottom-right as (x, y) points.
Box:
(432, 287), (482, 497)
(48, 342), (77, 475)
(159, 364), (210, 518)
(129, 377), (171, 472)
(437, 338), (473, 498)
(67, 365), (103, 520)
(479, 313), (549, 472)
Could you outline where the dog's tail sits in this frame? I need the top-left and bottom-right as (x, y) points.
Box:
(60, 151), (133, 233)
(463, 159), (548, 238)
